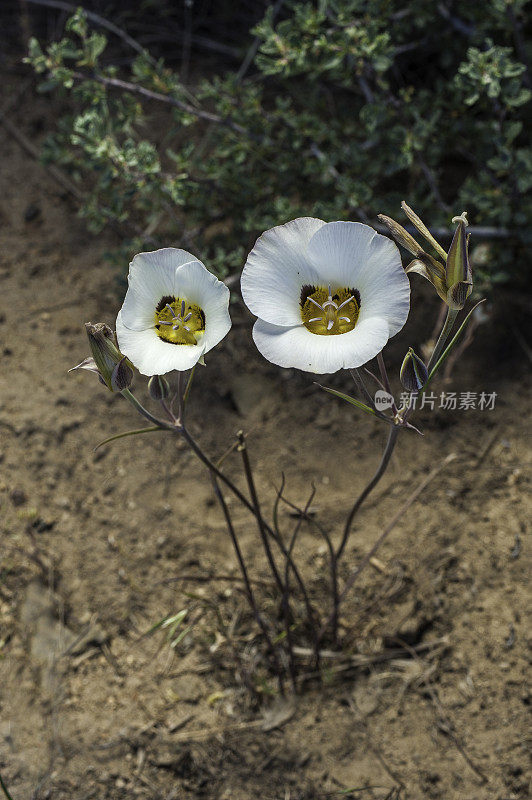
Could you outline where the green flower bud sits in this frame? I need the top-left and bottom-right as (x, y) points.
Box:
(400, 347), (429, 392)
(84, 322), (133, 392)
(148, 374), (170, 401)
(445, 213), (473, 309)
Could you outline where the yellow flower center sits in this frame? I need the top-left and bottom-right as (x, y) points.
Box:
(154, 295), (205, 345)
(300, 285), (360, 335)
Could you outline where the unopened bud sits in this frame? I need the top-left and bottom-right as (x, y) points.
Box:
(148, 374), (170, 401)
(400, 348), (429, 392)
(445, 212), (472, 308)
(446, 280), (472, 311)
(84, 322), (132, 392)
(111, 356), (134, 392)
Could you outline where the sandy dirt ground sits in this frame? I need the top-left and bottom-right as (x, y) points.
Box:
(0, 71), (530, 800)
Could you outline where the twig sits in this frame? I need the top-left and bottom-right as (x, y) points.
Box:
(0, 772), (15, 800)
(335, 452), (456, 612)
(236, 0), (286, 82)
(210, 474), (285, 694)
(71, 71), (250, 137)
(282, 485), (316, 690)
(325, 424), (400, 642)
(236, 430), (284, 594)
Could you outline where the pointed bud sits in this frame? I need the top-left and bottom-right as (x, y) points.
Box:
(148, 374), (170, 401)
(446, 213), (472, 302)
(400, 348), (429, 392)
(84, 322), (132, 392)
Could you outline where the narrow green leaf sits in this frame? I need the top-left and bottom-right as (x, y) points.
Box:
(144, 610), (187, 637)
(171, 625), (192, 648)
(94, 426), (162, 451)
(317, 384), (380, 418)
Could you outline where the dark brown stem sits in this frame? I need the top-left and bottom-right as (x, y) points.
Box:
(282, 485), (316, 692)
(377, 352), (397, 414)
(210, 475), (285, 694)
(325, 424), (400, 644)
(322, 453), (456, 640)
(236, 431), (284, 595)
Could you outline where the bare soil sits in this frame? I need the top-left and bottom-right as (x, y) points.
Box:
(0, 72), (530, 800)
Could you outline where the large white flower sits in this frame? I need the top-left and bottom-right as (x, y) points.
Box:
(116, 248), (231, 376)
(241, 218), (410, 374)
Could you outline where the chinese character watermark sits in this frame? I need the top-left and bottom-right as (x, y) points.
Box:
(397, 391), (497, 411)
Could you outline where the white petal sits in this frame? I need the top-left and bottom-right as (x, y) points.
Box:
(308, 222), (410, 337)
(116, 311), (205, 376)
(355, 237), (410, 336)
(173, 261), (232, 353)
(241, 217), (325, 326)
(252, 317), (390, 374)
(307, 221), (378, 287)
(122, 248), (201, 331)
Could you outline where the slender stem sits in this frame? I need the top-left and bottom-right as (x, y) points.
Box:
(337, 425), (399, 563)
(282, 485), (316, 692)
(325, 424), (400, 644)
(0, 773), (14, 800)
(362, 366), (386, 392)
(176, 371), (186, 424)
(121, 389), (317, 640)
(427, 306), (459, 373)
(236, 431), (285, 595)
(182, 364), (196, 410)
(210, 475), (285, 694)
(181, 427), (316, 620)
(180, 425), (263, 522)
(377, 352), (398, 414)
(335, 453), (456, 610)
(121, 388), (174, 430)
(350, 369), (378, 411)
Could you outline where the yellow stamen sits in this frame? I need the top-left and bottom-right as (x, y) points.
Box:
(300, 285), (360, 335)
(154, 295), (205, 345)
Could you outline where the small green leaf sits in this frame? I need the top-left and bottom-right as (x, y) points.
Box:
(94, 426), (162, 451)
(317, 384), (381, 419)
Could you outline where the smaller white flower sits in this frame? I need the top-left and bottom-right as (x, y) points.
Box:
(241, 218), (411, 374)
(116, 248), (231, 376)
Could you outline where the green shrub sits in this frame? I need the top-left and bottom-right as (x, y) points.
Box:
(26, 2), (531, 285)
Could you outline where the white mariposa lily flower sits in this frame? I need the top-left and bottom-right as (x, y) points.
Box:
(241, 218), (411, 374)
(116, 248), (231, 376)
